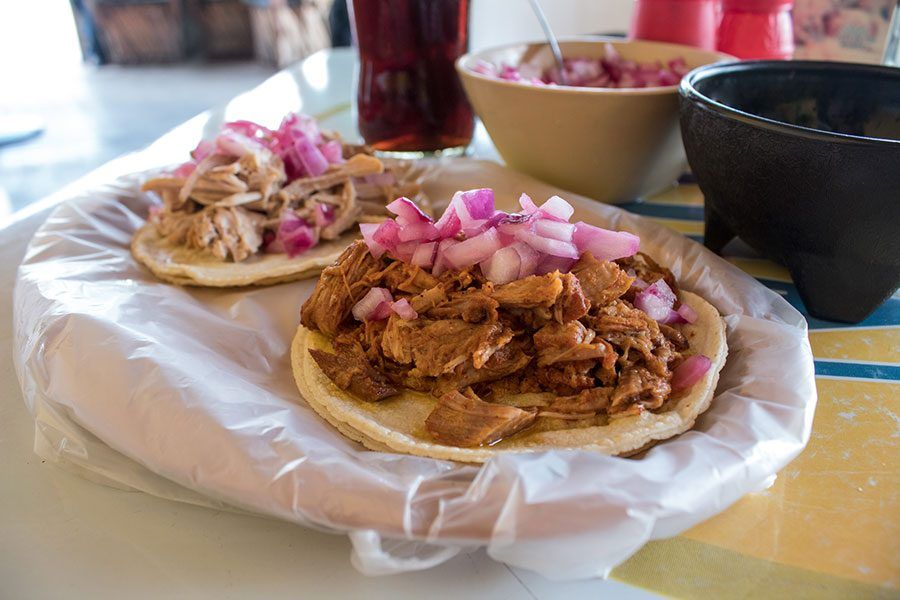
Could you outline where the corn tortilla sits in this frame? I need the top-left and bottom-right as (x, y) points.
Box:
(291, 291), (727, 462)
(131, 224), (359, 287)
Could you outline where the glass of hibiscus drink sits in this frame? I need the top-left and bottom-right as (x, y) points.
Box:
(347, 0), (474, 156)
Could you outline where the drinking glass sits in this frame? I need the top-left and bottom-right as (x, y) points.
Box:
(348, 0), (474, 157)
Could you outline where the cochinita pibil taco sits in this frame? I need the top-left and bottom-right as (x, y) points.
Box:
(292, 189), (727, 462)
(132, 112), (427, 286)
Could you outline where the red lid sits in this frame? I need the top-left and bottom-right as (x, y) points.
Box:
(722, 0), (792, 10)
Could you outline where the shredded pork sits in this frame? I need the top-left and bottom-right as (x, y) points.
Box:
(302, 243), (695, 447)
(142, 142), (425, 262)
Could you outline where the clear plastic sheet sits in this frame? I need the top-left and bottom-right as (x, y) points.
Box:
(13, 159), (816, 580)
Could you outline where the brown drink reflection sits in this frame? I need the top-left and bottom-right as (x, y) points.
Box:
(350, 0), (474, 154)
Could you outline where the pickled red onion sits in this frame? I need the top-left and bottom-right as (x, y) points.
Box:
(352, 287), (393, 321)
(671, 355), (712, 392)
(473, 43), (690, 89)
(359, 188), (640, 287)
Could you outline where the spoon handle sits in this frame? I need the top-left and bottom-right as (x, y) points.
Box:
(527, 0), (568, 85)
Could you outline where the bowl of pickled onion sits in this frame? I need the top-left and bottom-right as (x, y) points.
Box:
(457, 37), (732, 204)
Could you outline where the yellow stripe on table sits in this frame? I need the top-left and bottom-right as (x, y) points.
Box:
(612, 537), (889, 600)
(809, 327), (900, 364)
(726, 257), (794, 283)
(645, 217), (705, 237)
(676, 378), (899, 588)
(312, 101), (352, 122)
(645, 183), (705, 207)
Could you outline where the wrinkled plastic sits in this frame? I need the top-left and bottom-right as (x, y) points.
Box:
(13, 159), (816, 580)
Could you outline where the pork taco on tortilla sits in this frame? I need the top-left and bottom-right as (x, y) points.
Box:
(132, 113), (427, 286)
(292, 189), (726, 462)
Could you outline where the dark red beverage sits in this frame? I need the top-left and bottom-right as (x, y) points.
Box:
(349, 0), (474, 154)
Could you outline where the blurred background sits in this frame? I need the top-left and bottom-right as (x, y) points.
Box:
(0, 0), (894, 220)
(0, 0), (633, 220)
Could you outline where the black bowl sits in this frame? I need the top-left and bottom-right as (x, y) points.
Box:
(679, 60), (900, 323)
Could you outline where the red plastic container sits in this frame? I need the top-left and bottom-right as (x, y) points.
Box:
(717, 0), (795, 59)
(630, 0), (718, 51)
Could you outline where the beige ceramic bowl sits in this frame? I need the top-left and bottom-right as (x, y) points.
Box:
(457, 38), (732, 204)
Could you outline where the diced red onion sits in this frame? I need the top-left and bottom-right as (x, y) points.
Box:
(223, 120), (273, 141)
(538, 195), (574, 222)
(215, 131), (264, 158)
(443, 228), (503, 269)
(496, 212), (534, 237)
(534, 219), (575, 242)
(651, 290), (695, 326)
(519, 193), (539, 214)
(480, 246), (521, 284)
(372, 219), (401, 250)
(515, 229), (580, 259)
(319, 140), (344, 163)
(456, 188), (495, 220)
(669, 57), (689, 76)
(278, 112), (322, 144)
(472, 59), (497, 76)
(496, 231), (516, 247)
(632, 276), (649, 291)
(535, 255), (577, 275)
(676, 302), (698, 324)
(450, 189), (492, 236)
(266, 210), (317, 257)
(432, 238), (460, 276)
(392, 241), (418, 262)
(357, 187), (645, 288)
(359, 222), (386, 258)
(390, 298), (418, 320)
(371, 301), (394, 321)
(281, 225), (317, 258)
(387, 197), (433, 224)
(671, 355), (712, 392)
(172, 161), (196, 178)
(634, 292), (672, 322)
(473, 42), (687, 89)
(189, 113), (348, 184)
(393, 199), (439, 241)
(648, 279), (677, 304)
(479, 211), (508, 238)
(191, 139), (216, 162)
(659, 310), (684, 324)
(411, 241), (437, 268)
(352, 287), (393, 321)
(573, 221), (640, 261)
(433, 205), (461, 238)
(313, 203), (335, 228)
(604, 42), (622, 64)
(290, 134), (329, 177)
(462, 220), (489, 237)
(634, 279), (678, 322)
(398, 221), (439, 242)
(511, 241), (540, 278)
(270, 112), (344, 179)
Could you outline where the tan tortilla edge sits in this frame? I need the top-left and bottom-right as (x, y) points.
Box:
(291, 290), (727, 463)
(130, 223), (358, 287)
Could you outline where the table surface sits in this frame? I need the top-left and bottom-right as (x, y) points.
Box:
(2, 49), (897, 599)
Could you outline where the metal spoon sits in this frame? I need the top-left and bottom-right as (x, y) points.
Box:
(528, 0), (568, 85)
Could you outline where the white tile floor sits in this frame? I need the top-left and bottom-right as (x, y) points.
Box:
(0, 0), (275, 216)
